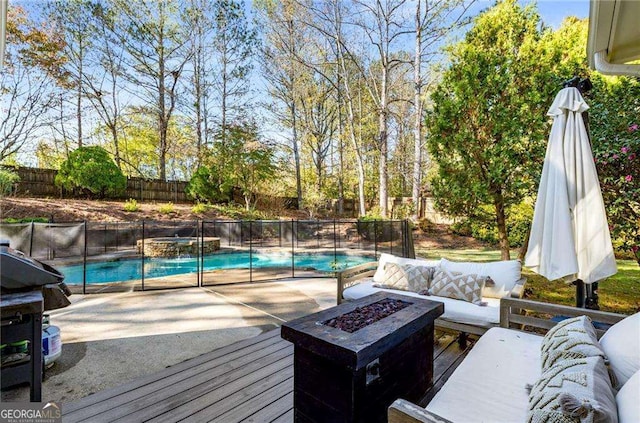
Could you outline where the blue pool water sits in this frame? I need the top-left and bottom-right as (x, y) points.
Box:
(59, 252), (373, 285)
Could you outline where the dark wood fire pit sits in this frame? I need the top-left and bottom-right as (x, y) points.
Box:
(281, 292), (444, 423)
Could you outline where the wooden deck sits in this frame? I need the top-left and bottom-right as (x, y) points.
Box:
(63, 328), (473, 422)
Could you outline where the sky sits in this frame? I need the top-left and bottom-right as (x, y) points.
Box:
(474, 0), (589, 29)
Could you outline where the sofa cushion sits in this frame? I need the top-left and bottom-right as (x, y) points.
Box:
(426, 327), (542, 422)
(342, 281), (501, 327)
(440, 258), (521, 298)
(429, 268), (486, 305)
(616, 370), (640, 423)
(374, 263), (435, 292)
(372, 253), (440, 283)
(540, 315), (607, 370)
(526, 356), (618, 423)
(599, 312), (640, 387)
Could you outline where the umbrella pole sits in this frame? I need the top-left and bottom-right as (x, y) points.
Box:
(574, 280), (585, 308)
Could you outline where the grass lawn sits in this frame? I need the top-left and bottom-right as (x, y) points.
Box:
(415, 247), (639, 315)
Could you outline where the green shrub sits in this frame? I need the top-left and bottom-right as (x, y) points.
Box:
(450, 201), (534, 247)
(392, 202), (415, 220)
(418, 217), (437, 233)
(210, 204), (269, 220)
(0, 168), (20, 196)
(2, 217), (49, 223)
(158, 202), (175, 214)
(55, 146), (126, 198)
(450, 220), (472, 237)
(123, 199), (140, 212)
(186, 166), (230, 203)
(506, 201), (533, 248)
(191, 202), (210, 214)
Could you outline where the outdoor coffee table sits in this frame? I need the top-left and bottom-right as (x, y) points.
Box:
(281, 291), (444, 423)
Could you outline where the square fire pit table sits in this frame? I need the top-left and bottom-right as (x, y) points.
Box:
(281, 291), (444, 423)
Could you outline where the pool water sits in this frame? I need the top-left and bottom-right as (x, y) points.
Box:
(59, 252), (373, 284)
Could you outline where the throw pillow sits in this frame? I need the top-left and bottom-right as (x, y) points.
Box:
(429, 268), (486, 305)
(374, 263), (435, 293)
(372, 253), (440, 283)
(527, 356), (618, 423)
(439, 258), (521, 298)
(540, 316), (607, 371)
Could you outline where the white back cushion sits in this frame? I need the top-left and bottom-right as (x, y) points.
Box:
(600, 312), (640, 387)
(616, 370), (640, 423)
(440, 258), (521, 298)
(372, 253), (439, 283)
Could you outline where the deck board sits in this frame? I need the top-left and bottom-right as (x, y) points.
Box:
(64, 328), (471, 423)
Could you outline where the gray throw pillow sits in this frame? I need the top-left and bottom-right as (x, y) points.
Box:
(429, 268), (487, 305)
(373, 263), (435, 293)
(541, 316), (608, 371)
(527, 356), (618, 423)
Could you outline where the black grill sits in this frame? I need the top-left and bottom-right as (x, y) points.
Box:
(1, 240), (71, 401)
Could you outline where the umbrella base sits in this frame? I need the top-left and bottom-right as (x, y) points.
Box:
(574, 280), (600, 309)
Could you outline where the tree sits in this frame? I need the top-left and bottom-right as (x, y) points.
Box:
(351, 0), (413, 217)
(55, 146), (126, 197)
(426, 0), (584, 259)
(210, 0), (257, 144)
(1, 6), (66, 162)
(48, 0), (98, 148)
(590, 75), (640, 266)
(108, 0), (190, 181)
(257, 0), (307, 209)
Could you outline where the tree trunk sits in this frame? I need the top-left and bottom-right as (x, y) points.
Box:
(493, 188), (511, 260)
(411, 0), (423, 221)
(291, 102), (303, 209)
(221, 31), (227, 145)
(378, 66), (388, 217)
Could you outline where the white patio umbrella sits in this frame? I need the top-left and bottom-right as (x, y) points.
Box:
(525, 87), (617, 298)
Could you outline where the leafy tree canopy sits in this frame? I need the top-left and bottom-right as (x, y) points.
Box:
(426, 0), (588, 258)
(55, 146), (126, 198)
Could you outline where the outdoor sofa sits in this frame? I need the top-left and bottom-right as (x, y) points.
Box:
(337, 253), (527, 341)
(387, 298), (640, 423)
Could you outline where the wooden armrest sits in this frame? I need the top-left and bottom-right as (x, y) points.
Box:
(500, 298), (626, 338)
(510, 277), (527, 299)
(388, 399), (453, 423)
(336, 261), (378, 304)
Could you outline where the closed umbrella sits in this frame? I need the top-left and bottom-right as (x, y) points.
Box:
(525, 86), (617, 306)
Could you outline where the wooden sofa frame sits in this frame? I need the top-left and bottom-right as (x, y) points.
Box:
(387, 297), (627, 423)
(336, 261), (528, 339)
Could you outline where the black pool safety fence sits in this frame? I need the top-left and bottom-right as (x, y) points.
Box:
(0, 219), (415, 294)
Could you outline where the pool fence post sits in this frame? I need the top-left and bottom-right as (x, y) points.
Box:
(249, 221), (253, 283)
(29, 221), (34, 256)
(374, 219), (378, 260)
(291, 219), (295, 278)
(316, 220), (320, 249)
(333, 219), (337, 274)
(197, 220), (201, 287)
(390, 221), (393, 256)
(83, 221), (87, 295)
(279, 220), (282, 248)
(141, 220), (145, 291)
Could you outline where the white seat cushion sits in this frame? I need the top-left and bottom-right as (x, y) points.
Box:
(342, 281), (501, 327)
(440, 258), (522, 298)
(599, 312), (640, 387)
(426, 327), (543, 423)
(617, 370), (640, 423)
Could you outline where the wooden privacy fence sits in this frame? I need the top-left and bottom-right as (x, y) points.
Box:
(11, 167), (189, 202)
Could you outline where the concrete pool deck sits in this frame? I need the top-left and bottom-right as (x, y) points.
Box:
(0, 277), (338, 404)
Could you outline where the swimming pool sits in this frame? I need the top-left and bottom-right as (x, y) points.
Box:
(59, 252), (373, 284)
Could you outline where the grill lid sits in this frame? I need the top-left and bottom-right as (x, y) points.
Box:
(0, 241), (65, 290)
